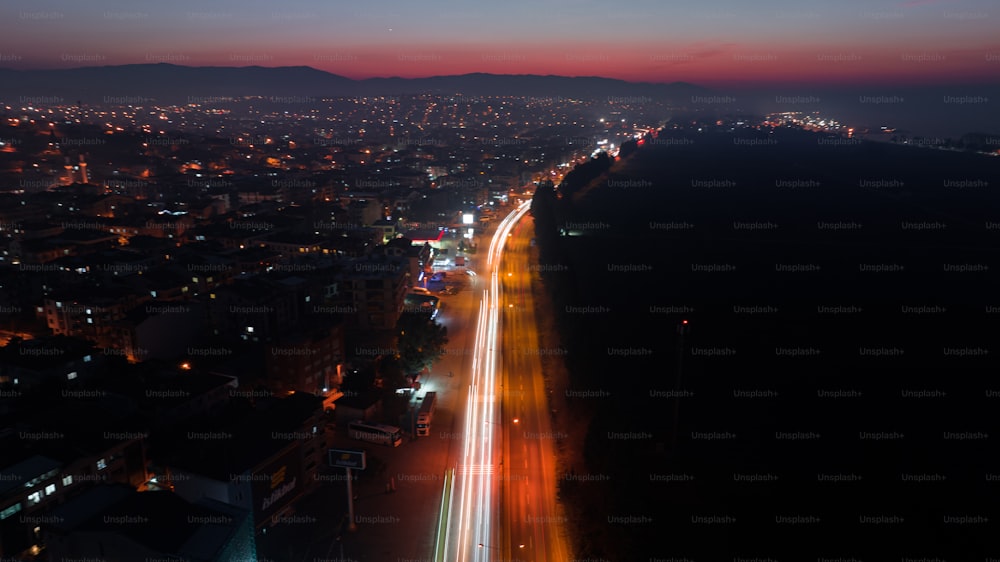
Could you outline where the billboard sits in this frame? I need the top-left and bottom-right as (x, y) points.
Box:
(329, 448), (366, 470)
(252, 445), (303, 524)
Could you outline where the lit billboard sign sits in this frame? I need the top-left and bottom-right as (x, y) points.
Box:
(252, 446), (303, 523)
(329, 448), (366, 470)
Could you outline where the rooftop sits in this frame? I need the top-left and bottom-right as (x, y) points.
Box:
(157, 393), (323, 480)
(47, 484), (251, 561)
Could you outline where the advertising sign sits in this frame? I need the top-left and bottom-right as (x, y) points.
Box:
(252, 446), (303, 523)
(329, 448), (366, 470)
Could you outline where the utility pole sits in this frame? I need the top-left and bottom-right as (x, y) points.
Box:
(346, 467), (357, 531)
(671, 319), (690, 450)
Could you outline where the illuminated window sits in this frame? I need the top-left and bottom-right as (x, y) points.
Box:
(97, 458), (107, 470)
(0, 503), (21, 520)
(62, 475), (73, 486)
(26, 492), (41, 506)
(45, 484), (55, 495)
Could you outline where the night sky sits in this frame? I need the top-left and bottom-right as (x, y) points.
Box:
(2, 0), (998, 85)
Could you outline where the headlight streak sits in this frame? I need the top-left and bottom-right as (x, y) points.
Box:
(446, 200), (533, 561)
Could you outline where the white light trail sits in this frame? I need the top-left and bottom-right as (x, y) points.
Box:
(445, 200), (533, 561)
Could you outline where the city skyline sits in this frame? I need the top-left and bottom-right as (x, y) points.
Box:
(2, 0), (999, 86)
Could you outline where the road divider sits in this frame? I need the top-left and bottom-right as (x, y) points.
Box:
(434, 467), (455, 562)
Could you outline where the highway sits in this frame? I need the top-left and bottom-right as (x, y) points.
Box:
(439, 199), (572, 562)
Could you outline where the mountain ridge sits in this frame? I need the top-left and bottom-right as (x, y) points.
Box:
(0, 63), (709, 103)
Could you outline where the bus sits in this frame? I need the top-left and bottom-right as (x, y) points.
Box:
(416, 391), (437, 436)
(347, 421), (403, 447)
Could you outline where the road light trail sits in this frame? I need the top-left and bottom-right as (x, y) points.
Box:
(499, 204), (574, 562)
(442, 200), (532, 561)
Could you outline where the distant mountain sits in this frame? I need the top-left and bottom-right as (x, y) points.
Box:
(0, 64), (355, 104)
(358, 73), (710, 101)
(0, 63), (709, 104)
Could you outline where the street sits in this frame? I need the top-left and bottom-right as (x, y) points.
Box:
(261, 202), (576, 562)
(497, 212), (573, 562)
(440, 200), (572, 562)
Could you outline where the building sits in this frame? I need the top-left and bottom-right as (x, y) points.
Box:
(159, 393), (329, 533)
(333, 390), (383, 424)
(43, 484), (256, 562)
(0, 413), (149, 558)
(0, 454), (62, 557)
(7, 239), (76, 264)
(205, 275), (313, 343)
(346, 199), (383, 227)
(403, 228), (447, 251)
(0, 335), (105, 394)
(385, 238), (431, 288)
(370, 217), (400, 244)
(237, 185), (282, 206)
(262, 232), (327, 257)
(327, 254), (407, 331)
(264, 318), (345, 398)
(134, 214), (195, 239)
(41, 285), (148, 353)
(192, 221), (276, 251)
(103, 362), (238, 431)
(49, 247), (162, 279)
(112, 301), (207, 362)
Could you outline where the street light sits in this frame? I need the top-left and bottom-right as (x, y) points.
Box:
(672, 319), (691, 449)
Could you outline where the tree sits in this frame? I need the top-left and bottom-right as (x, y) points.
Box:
(617, 138), (639, 159)
(557, 152), (612, 199)
(396, 312), (448, 375)
(530, 180), (558, 239)
(340, 367), (375, 394)
(375, 354), (408, 392)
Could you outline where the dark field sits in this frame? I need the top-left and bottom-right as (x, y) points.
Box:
(536, 128), (1000, 560)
